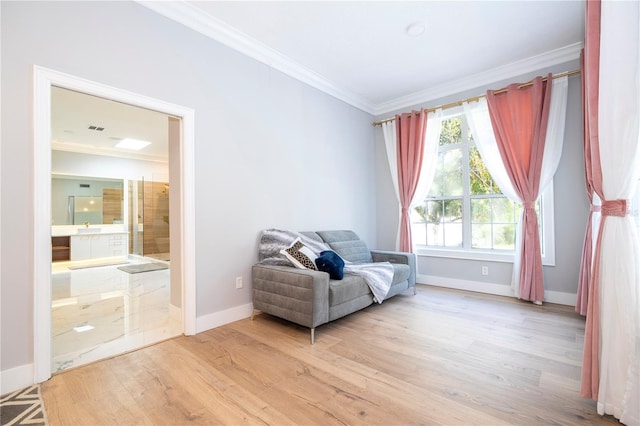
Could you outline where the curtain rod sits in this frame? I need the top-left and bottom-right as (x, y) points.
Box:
(372, 69), (580, 127)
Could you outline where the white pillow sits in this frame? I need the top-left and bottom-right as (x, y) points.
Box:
(280, 238), (318, 270)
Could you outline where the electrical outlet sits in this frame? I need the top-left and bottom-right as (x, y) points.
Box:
(481, 266), (489, 276)
(235, 276), (243, 289)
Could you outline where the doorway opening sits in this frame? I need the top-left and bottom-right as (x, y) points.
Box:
(50, 86), (180, 372)
(34, 66), (196, 383)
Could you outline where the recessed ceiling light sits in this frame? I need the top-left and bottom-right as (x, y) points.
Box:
(115, 138), (151, 150)
(406, 22), (426, 37)
(73, 324), (94, 333)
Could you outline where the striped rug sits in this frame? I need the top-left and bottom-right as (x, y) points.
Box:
(0, 385), (47, 426)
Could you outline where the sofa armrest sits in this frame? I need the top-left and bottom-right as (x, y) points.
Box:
(252, 264), (330, 329)
(370, 250), (416, 288)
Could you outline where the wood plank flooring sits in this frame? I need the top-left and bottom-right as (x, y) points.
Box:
(41, 285), (620, 425)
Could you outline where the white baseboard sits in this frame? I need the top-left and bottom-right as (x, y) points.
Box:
(417, 274), (577, 306)
(195, 303), (254, 333)
(418, 274), (514, 297)
(543, 290), (577, 306)
(1, 363), (34, 395)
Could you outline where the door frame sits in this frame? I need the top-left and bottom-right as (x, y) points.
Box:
(33, 66), (196, 383)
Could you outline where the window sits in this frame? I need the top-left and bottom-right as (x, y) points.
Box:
(412, 112), (554, 264)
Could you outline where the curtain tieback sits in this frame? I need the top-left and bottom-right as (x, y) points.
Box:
(523, 201), (536, 209)
(601, 199), (630, 217)
(590, 205), (601, 213)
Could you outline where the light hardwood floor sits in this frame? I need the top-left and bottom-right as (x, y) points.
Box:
(41, 285), (620, 425)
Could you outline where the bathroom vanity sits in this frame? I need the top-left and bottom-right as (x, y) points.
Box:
(51, 226), (129, 262)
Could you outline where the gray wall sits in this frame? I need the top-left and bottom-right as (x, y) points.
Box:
(374, 60), (590, 297)
(1, 1), (375, 372)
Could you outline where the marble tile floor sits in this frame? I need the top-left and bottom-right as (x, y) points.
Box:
(51, 257), (182, 373)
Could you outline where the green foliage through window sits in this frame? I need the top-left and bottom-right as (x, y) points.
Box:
(412, 114), (522, 251)
(439, 117), (462, 146)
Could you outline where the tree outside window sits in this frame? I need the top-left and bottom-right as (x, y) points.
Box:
(412, 115), (529, 252)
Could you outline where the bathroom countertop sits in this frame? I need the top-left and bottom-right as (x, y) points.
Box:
(51, 227), (129, 237)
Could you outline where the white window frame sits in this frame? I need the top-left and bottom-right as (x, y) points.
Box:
(414, 112), (556, 266)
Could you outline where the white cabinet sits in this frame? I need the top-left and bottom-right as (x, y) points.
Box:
(91, 235), (111, 258)
(70, 235), (93, 261)
(108, 234), (126, 257)
(71, 233), (127, 261)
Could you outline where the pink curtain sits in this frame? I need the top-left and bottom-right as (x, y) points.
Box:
(580, 0), (601, 400)
(395, 110), (427, 252)
(486, 76), (552, 303)
(575, 50), (599, 317)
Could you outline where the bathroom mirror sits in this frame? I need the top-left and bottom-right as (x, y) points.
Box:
(52, 175), (124, 225)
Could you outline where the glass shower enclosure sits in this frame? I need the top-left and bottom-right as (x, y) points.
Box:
(128, 178), (170, 261)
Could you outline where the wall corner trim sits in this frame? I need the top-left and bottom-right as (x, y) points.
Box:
(195, 303), (254, 334)
(1, 364), (34, 395)
(135, 1), (375, 114)
(373, 42), (583, 115)
(417, 274), (577, 306)
(136, 2), (582, 118)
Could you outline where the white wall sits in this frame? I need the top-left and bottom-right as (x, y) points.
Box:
(374, 60), (589, 303)
(0, 1), (375, 386)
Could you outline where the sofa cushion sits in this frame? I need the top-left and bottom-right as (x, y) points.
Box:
(280, 238), (317, 270)
(329, 275), (371, 306)
(316, 230), (373, 263)
(315, 250), (345, 280)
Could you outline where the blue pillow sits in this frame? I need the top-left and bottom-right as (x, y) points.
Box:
(315, 250), (345, 280)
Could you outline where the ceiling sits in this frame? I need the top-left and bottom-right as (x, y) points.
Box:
(142, 0), (585, 115)
(51, 87), (170, 162)
(53, 1), (586, 159)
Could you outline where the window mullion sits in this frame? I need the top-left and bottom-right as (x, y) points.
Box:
(462, 136), (471, 250)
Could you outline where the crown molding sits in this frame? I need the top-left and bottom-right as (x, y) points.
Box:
(373, 42), (584, 116)
(136, 1), (376, 114)
(137, 2), (582, 119)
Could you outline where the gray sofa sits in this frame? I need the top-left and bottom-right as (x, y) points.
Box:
(252, 230), (416, 343)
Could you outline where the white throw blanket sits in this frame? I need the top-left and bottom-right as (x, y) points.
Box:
(257, 229), (393, 303)
(343, 262), (394, 303)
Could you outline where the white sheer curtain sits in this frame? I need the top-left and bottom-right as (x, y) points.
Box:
(596, 1), (640, 422)
(463, 75), (568, 301)
(382, 110), (443, 251)
(382, 120), (400, 250)
(411, 109), (444, 212)
(539, 76), (569, 193)
(382, 121), (400, 203)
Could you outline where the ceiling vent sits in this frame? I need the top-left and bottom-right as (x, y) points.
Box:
(88, 125), (105, 131)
